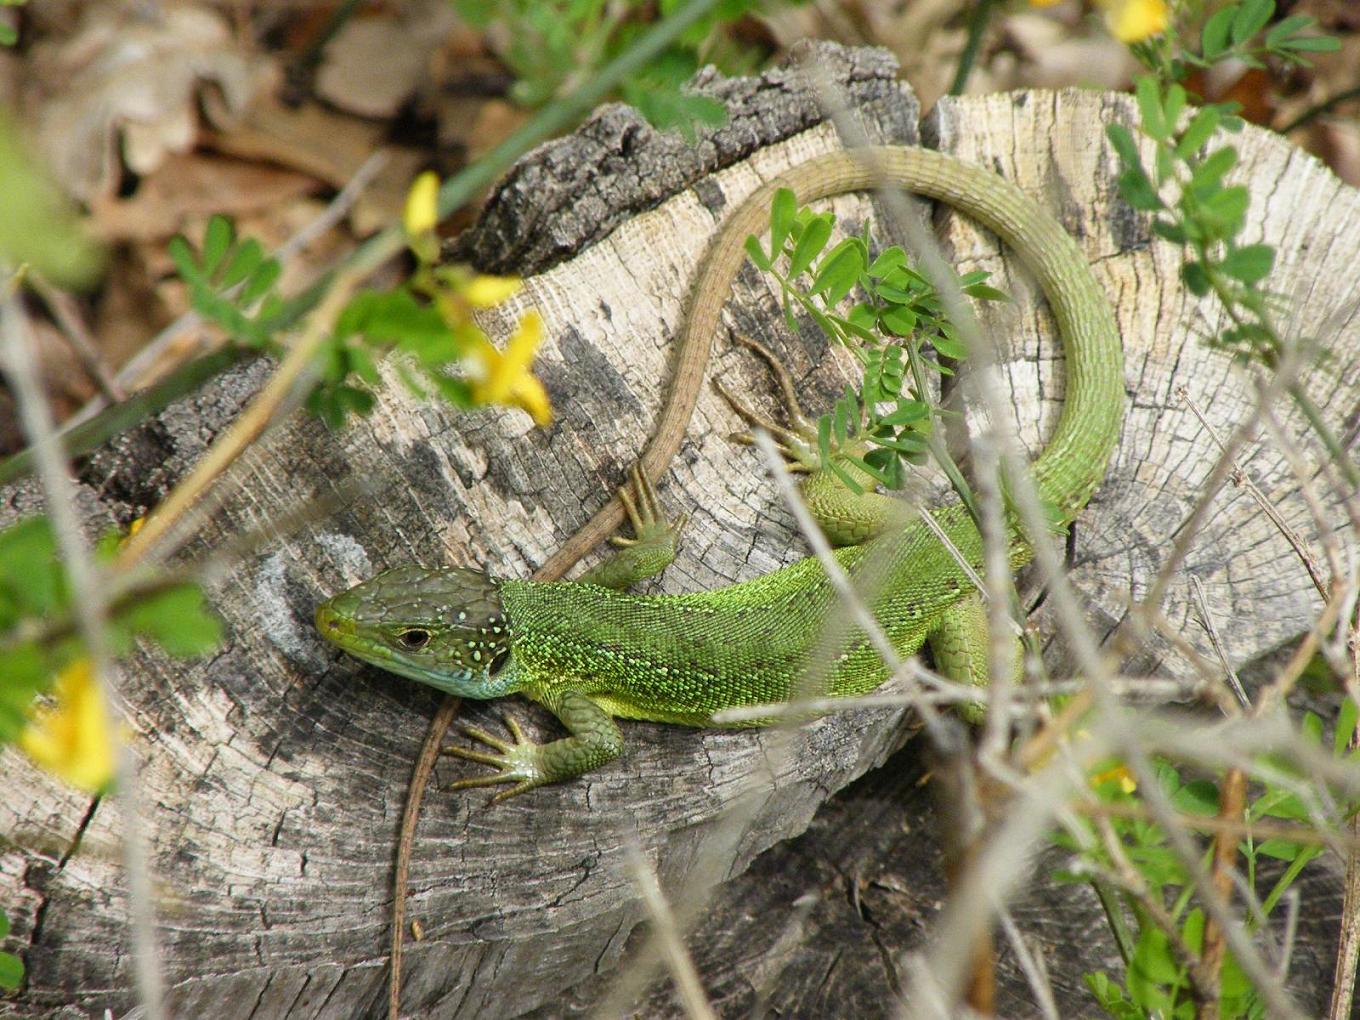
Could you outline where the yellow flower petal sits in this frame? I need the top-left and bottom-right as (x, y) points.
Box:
(403, 171), (440, 240)
(1090, 762), (1138, 794)
(510, 373), (553, 427)
(20, 659), (116, 793)
(1100, 0), (1167, 43)
(463, 275), (522, 308)
(1028, 0), (1064, 7)
(469, 312), (553, 425)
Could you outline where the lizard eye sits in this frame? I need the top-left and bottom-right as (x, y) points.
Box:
(397, 629), (431, 650)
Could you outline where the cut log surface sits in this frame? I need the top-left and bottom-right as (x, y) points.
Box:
(4, 41), (1359, 1019)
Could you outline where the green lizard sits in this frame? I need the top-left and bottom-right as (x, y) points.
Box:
(315, 146), (1124, 800)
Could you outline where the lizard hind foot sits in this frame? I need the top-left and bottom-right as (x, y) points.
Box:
(609, 464), (688, 548)
(732, 334), (811, 430)
(712, 377), (814, 473)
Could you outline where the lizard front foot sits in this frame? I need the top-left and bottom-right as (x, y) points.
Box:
(443, 715), (545, 803)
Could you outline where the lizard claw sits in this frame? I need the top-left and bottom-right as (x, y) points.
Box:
(609, 464), (685, 550)
(443, 715), (545, 803)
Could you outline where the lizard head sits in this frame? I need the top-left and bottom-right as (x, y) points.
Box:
(315, 565), (520, 698)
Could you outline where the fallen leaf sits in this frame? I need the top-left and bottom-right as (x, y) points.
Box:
(90, 153), (318, 243)
(27, 3), (265, 201)
(316, 10), (450, 119)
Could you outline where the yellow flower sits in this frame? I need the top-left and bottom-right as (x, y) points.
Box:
(463, 275), (522, 308)
(1028, 0), (1064, 7)
(1098, 0), (1167, 42)
(1090, 761), (1138, 794)
(403, 171), (440, 240)
(20, 659), (117, 793)
(469, 311), (553, 426)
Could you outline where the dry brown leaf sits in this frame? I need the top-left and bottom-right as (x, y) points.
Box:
(26, 2), (265, 201)
(207, 92), (386, 190)
(90, 153), (318, 243)
(316, 4), (455, 119)
(207, 92), (425, 233)
(1307, 120), (1360, 187)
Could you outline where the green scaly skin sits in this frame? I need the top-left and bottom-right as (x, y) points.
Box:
(315, 147), (1124, 800)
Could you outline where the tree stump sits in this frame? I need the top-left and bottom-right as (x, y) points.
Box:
(4, 41), (1359, 1019)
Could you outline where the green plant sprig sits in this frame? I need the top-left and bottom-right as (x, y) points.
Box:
(744, 186), (1006, 512)
(453, 0), (785, 137)
(1061, 719), (1359, 1020)
(0, 515), (223, 753)
(1106, 0), (1357, 487)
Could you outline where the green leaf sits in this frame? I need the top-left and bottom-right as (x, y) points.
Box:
(202, 215), (234, 273)
(828, 458), (866, 495)
(1253, 787), (1308, 821)
(879, 304), (918, 337)
(1175, 106), (1222, 159)
(839, 313), (879, 343)
(879, 400), (929, 427)
(1105, 123), (1143, 172)
(932, 332), (968, 360)
(1230, 0), (1274, 45)
(118, 585), (224, 657)
(1335, 697), (1358, 755)
(817, 414), (833, 467)
(1181, 260), (1211, 295)
(0, 516), (63, 619)
(1277, 33), (1341, 53)
(1171, 779), (1219, 815)
(1255, 837), (1303, 862)
(743, 234), (771, 271)
(846, 452), (898, 488)
(866, 246), (906, 278)
(811, 238), (866, 304)
(1135, 77), (1167, 141)
(0, 950), (22, 990)
(239, 257), (282, 306)
(963, 283), (1009, 302)
(1199, 184), (1249, 237)
(1301, 709), (1323, 745)
(806, 304), (840, 345)
(872, 283), (915, 304)
(1162, 84), (1187, 133)
(1265, 14), (1315, 47)
(1201, 7), (1235, 59)
(453, 0), (496, 29)
(788, 215), (832, 278)
(1117, 167), (1164, 212)
(871, 432), (930, 455)
(0, 642), (51, 743)
(220, 238), (264, 289)
(770, 188), (796, 257)
(1152, 219), (1188, 243)
(347, 343), (381, 387)
(1219, 243), (1274, 284)
(1188, 146), (1238, 195)
(0, 24), (15, 47)
(1130, 924), (1181, 990)
(0, 111), (104, 287)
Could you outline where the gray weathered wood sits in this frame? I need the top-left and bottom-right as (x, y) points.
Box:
(3, 41), (1359, 1019)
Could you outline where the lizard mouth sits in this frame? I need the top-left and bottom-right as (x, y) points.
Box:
(314, 600), (353, 641)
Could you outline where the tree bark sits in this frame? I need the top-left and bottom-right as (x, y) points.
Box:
(3, 41), (1359, 1020)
